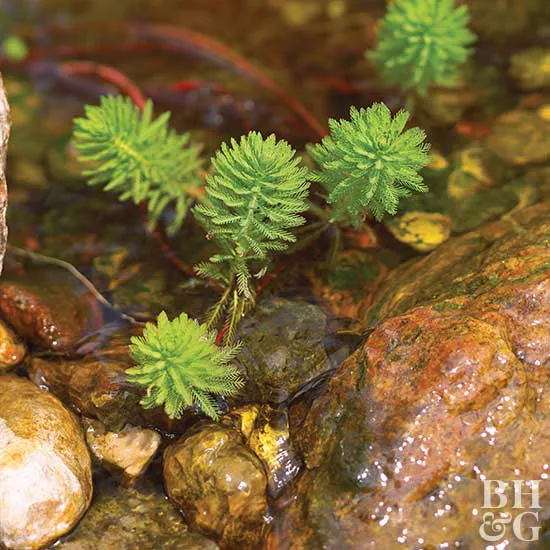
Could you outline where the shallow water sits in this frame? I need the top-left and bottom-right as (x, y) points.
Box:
(1, 0), (549, 548)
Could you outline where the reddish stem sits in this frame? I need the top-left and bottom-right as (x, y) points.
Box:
(132, 24), (327, 138)
(59, 61), (147, 110)
(148, 226), (197, 278)
(215, 325), (229, 346)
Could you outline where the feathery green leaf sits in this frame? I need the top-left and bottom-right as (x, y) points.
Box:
(309, 103), (431, 226)
(127, 311), (243, 420)
(73, 95), (203, 235)
(368, 0), (476, 95)
(194, 131), (311, 296)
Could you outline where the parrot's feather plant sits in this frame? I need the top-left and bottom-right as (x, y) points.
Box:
(73, 96), (203, 235)
(369, 0), (476, 96)
(309, 103), (431, 227)
(127, 311), (243, 420)
(73, 95), (433, 418)
(194, 131), (311, 344)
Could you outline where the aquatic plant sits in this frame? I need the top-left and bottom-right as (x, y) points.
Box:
(369, 0), (476, 95)
(73, 95), (432, 348)
(73, 95), (203, 235)
(126, 311), (243, 420)
(309, 103), (431, 226)
(194, 131), (311, 343)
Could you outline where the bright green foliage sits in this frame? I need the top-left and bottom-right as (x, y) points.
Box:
(195, 131), (310, 300)
(2, 35), (28, 62)
(127, 311), (243, 420)
(369, 0), (476, 95)
(73, 95), (202, 235)
(309, 103), (431, 226)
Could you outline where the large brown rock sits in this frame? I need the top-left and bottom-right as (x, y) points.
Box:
(0, 375), (92, 550)
(271, 203), (550, 549)
(0, 73), (9, 275)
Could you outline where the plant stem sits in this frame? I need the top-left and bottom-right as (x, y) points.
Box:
(328, 226), (342, 264)
(404, 93), (417, 115)
(7, 245), (143, 326)
(307, 201), (330, 222)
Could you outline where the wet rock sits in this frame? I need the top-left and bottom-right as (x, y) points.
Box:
(0, 319), (26, 371)
(223, 404), (302, 498)
(246, 405), (302, 498)
(164, 423), (269, 549)
(450, 178), (539, 234)
(0, 375), (92, 550)
(271, 202), (550, 549)
(83, 418), (161, 480)
(486, 109), (550, 166)
(234, 298), (330, 404)
(28, 325), (200, 433)
(510, 47), (550, 90)
(57, 473), (219, 550)
(0, 263), (103, 351)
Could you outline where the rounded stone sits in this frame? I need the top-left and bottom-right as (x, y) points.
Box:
(0, 375), (92, 550)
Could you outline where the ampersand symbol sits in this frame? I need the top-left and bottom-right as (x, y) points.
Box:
(479, 512), (512, 542)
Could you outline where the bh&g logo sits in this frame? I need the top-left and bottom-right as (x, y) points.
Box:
(479, 480), (542, 543)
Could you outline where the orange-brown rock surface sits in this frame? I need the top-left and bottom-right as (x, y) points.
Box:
(271, 202), (550, 549)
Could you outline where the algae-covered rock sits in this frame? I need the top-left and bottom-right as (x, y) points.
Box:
(486, 109), (550, 166)
(0, 319), (26, 371)
(0, 375), (92, 550)
(447, 145), (494, 200)
(83, 418), (161, 480)
(510, 47), (550, 90)
(0, 263), (103, 351)
(57, 473), (219, 550)
(164, 423), (269, 549)
(271, 202), (550, 549)
(386, 211), (452, 252)
(306, 249), (390, 319)
(234, 298), (330, 404)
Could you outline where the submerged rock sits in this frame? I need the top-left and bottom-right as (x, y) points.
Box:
(386, 211), (452, 252)
(83, 418), (161, 480)
(0, 375), (92, 550)
(57, 473), (219, 550)
(0, 319), (26, 371)
(510, 47), (550, 90)
(486, 109), (550, 166)
(306, 250), (390, 320)
(271, 202), (550, 549)
(234, 298), (330, 404)
(224, 404), (303, 498)
(164, 423), (269, 549)
(0, 264), (103, 351)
